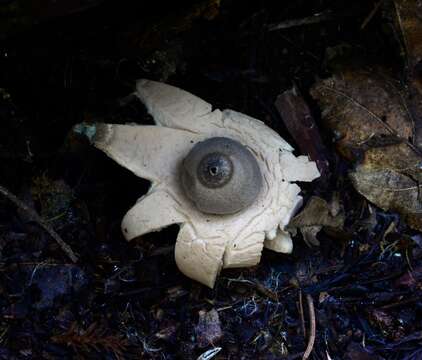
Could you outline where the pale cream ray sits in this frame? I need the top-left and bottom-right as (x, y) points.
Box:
(91, 124), (203, 183)
(122, 189), (186, 241)
(175, 224), (227, 288)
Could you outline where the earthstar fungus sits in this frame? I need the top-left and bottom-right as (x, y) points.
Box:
(182, 137), (263, 215)
(75, 80), (320, 287)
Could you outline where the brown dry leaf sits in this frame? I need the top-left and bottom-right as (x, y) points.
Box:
(312, 69), (422, 231)
(393, 0), (422, 149)
(350, 142), (422, 230)
(289, 196), (345, 246)
(394, 0), (422, 70)
(310, 69), (413, 160)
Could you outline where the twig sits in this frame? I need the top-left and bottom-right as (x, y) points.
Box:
(302, 294), (316, 360)
(197, 347), (222, 360)
(225, 277), (279, 301)
(267, 11), (334, 31)
(299, 290), (306, 338)
(0, 184), (78, 263)
(361, 0), (385, 30)
(275, 87), (330, 178)
(253, 281), (279, 302)
(379, 295), (420, 310)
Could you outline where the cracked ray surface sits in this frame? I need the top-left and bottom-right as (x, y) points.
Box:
(76, 79), (320, 287)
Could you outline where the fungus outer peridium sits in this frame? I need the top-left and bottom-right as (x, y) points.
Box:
(74, 79), (321, 288)
(181, 137), (262, 215)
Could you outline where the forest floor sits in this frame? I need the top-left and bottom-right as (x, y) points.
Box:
(0, 0), (421, 359)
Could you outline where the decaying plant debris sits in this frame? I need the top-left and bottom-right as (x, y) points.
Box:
(311, 68), (422, 231)
(0, 0), (422, 359)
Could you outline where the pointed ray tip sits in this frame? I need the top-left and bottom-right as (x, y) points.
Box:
(73, 123), (111, 144)
(73, 123), (97, 142)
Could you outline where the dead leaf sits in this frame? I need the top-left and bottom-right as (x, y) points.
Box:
(394, 0), (422, 70)
(310, 69), (413, 160)
(393, 0), (422, 149)
(312, 70), (422, 231)
(301, 226), (323, 247)
(289, 196), (345, 246)
(350, 142), (422, 231)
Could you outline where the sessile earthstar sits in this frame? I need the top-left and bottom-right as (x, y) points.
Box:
(75, 79), (320, 287)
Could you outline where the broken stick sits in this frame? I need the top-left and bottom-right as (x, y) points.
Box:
(0, 184), (78, 263)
